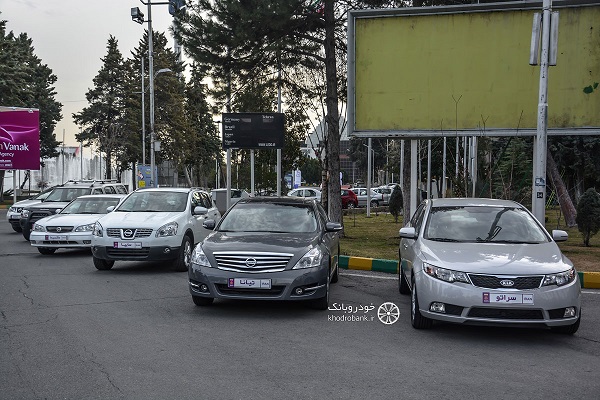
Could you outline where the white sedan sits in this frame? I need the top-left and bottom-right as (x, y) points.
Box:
(30, 194), (126, 255)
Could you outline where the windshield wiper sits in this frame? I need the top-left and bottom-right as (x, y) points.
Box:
(485, 240), (541, 244)
(428, 237), (460, 242)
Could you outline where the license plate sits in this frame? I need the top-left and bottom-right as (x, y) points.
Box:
(113, 242), (142, 249)
(483, 292), (534, 304)
(228, 278), (272, 289)
(9, 215), (20, 220)
(46, 235), (67, 240)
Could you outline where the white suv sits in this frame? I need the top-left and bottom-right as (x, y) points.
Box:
(91, 188), (220, 272)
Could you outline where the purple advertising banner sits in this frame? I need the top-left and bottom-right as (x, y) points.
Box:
(0, 107), (41, 170)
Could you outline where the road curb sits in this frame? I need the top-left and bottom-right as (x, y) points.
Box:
(339, 255), (600, 289)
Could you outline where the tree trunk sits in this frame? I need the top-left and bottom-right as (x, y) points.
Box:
(547, 152), (577, 227)
(323, 0), (342, 224)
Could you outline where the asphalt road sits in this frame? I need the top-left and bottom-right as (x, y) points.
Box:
(1, 210), (599, 399)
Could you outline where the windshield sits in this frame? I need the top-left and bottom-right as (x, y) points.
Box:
(44, 187), (93, 202)
(116, 191), (188, 212)
(60, 197), (122, 214)
(424, 206), (550, 243)
(218, 203), (318, 233)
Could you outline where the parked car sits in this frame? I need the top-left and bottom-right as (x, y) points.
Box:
(20, 180), (129, 241)
(341, 188), (358, 209)
(373, 186), (393, 206)
(91, 187), (220, 272)
(6, 186), (55, 232)
(287, 187), (321, 201)
(352, 187), (384, 208)
(399, 198), (581, 334)
(29, 194), (126, 255)
(188, 196), (342, 309)
(211, 188), (250, 214)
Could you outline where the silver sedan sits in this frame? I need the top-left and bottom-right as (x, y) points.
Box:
(399, 198), (581, 334)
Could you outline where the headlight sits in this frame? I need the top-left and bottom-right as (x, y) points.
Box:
(292, 246), (324, 269)
(156, 222), (178, 237)
(21, 209), (30, 218)
(543, 268), (576, 287)
(191, 245), (212, 268)
(92, 221), (103, 237)
(8, 206), (16, 213)
(423, 263), (470, 284)
(74, 223), (96, 232)
(33, 223), (46, 232)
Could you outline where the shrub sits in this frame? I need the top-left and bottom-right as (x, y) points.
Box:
(388, 185), (403, 223)
(575, 188), (600, 246)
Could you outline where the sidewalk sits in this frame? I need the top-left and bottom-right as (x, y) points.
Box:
(339, 255), (600, 289)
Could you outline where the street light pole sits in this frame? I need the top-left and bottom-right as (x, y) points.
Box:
(147, 0), (157, 187)
(141, 56), (146, 165)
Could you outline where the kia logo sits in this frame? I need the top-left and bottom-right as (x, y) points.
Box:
(245, 258), (257, 268)
(500, 280), (515, 287)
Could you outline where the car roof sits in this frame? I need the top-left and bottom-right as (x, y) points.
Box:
(237, 196), (316, 206)
(134, 187), (202, 193)
(73, 194), (127, 200)
(429, 198), (522, 208)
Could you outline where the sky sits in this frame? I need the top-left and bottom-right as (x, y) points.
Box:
(0, 0), (179, 146)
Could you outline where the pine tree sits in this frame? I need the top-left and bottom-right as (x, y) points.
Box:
(575, 188), (600, 247)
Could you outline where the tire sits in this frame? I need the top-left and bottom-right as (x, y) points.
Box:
(12, 225), (22, 233)
(37, 247), (56, 255)
(22, 227), (31, 241)
(311, 273), (330, 310)
(399, 268), (410, 295)
(331, 255), (339, 284)
(551, 313), (581, 334)
(173, 235), (193, 272)
(192, 296), (214, 306)
(370, 200), (379, 208)
(93, 256), (114, 271)
(411, 276), (433, 329)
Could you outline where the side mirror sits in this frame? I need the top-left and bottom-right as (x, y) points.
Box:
(106, 205), (115, 213)
(552, 229), (568, 242)
(203, 219), (216, 230)
(325, 222), (343, 232)
(399, 227), (417, 239)
(193, 206), (208, 216)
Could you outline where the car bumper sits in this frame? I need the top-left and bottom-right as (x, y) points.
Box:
(414, 270), (581, 328)
(91, 235), (183, 261)
(30, 231), (94, 248)
(188, 264), (328, 301)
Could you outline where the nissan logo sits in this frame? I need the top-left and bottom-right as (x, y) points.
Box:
(56, 227), (62, 232)
(123, 229), (135, 239)
(245, 258), (257, 268)
(499, 280), (515, 287)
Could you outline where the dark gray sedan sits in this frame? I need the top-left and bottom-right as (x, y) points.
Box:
(188, 197), (342, 309)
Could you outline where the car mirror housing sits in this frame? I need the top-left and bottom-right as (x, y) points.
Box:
(399, 227), (417, 239)
(552, 229), (568, 242)
(203, 219), (216, 230)
(325, 222), (343, 232)
(193, 206), (208, 216)
(106, 206), (115, 213)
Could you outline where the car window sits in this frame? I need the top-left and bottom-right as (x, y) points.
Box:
(115, 185), (128, 194)
(92, 188), (104, 195)
(218, 203), (318, 233)
(104, 186), (116, 194)
(424, 206), (550, 243)
(201, 192), (213, 209)
(410, 202), (426, 229)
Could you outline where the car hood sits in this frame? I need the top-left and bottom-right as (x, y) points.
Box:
(201, 231), (320, 259)
(419, 240), (573, 275)
(12, 199), (42, 207)
(27, 201), (71, 210)
(98, 211), (183, 227)
(36, 214), (103, 227)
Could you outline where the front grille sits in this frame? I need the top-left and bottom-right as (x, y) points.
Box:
(468, 274), (543, 290)
(213, 251), (294, 273)
(468, 307), (544, 320)
(106, 247), (150, 258)
(42, 241), (78, 245)
(47, 226), (74, 233)
(30, 212), (53, 222)
(106, 228), (153, 239)
(215, 284), (285, 297)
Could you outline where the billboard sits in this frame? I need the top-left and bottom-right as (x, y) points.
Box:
(347, 0), (600, 137)
(0, 107), (41, 170)
(222, 113), (285, 149)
